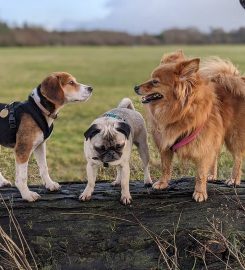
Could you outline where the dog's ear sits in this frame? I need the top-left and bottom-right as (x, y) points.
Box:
(41, 74), (65, 105)
(161, 50), (185, 64)
(174, 58), (200, 107)
(116, 122), (131, 139)
(84, 124), (101, 141)
(177, 58), (200, 80)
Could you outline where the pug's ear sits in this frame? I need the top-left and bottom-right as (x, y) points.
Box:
(116, 122), (131, 139)
(84, 124), (100, 141)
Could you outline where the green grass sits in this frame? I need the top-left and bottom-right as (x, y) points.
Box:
(0, 45), (245, 184)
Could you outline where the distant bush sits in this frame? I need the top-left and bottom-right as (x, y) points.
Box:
(0, 21), (244, 46)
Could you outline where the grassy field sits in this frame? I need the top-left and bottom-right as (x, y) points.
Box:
(0, 45), (245, 184)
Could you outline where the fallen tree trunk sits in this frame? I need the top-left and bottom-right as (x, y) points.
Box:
(0, 178), (245, 270)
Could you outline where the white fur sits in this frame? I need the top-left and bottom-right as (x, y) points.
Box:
(64, 84), (92, 102)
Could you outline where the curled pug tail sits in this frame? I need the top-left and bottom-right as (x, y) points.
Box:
(118, 98), (135, 110)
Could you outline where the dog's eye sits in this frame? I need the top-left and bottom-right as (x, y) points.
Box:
(68, 81), (75, 85)
(152, 80), (159, 86)
(95, 145), (106, 152)
(116, 143), (125, 149)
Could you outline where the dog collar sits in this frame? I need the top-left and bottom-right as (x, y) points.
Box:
(103, 112), (125, 122)
(170, 124), (204, 152)
(30, 87), (58, 119)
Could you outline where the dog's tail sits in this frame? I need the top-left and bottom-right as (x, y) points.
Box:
(118, 98), (135, 110)
(200, 57), (245, 97)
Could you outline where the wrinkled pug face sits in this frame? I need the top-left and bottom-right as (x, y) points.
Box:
(84, 121), (131, 163)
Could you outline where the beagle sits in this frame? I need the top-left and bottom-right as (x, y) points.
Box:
(0, 72), (92, 202)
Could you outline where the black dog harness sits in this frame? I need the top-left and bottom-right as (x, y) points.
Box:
(0, 89), (54, 147)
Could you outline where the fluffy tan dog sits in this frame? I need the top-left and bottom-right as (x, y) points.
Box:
(134, 51), (245, 202)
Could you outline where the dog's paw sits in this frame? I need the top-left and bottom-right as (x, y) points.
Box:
(22, 191), (41, 202)
(111, 180), (121, 187)
(144, 179), (153, 188)
(120, 194), (132, 205)
(46, 181), (60, 191)
(0, 179), (12, 188)
(193, 190), (207, 202)
(207, 175), (216, 181)
(152, 181), (168, 190)
(79, 191), (92, 201)
(225, 178), (241, 187)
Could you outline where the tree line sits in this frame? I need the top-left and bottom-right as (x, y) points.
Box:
(0, 21), (244, 46)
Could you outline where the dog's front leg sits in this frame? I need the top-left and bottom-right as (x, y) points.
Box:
(80, 162), (98, 201)
(119, 162), (131, 205)
(34, 142), (60, 191)
(15, 149), (40, 202)
(153, 149), (173, 190)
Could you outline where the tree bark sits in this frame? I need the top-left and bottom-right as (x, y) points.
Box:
(0, 178), (245, 270)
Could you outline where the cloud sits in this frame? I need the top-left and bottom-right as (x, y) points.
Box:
(61, 0), (245, 33)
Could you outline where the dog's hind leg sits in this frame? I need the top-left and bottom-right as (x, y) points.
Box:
(225, 153), (243, 186)
(0, 172), (11, 187)
(34, 142), (60, 191)
(135, 132), (152, 187)
(207, 155), (218, 181)
(15, 145), (41, 202)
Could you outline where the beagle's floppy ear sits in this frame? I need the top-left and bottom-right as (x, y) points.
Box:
(41, 74), (65, 106)
(84, 124), (101, 141)
(116, 122), (131, 139)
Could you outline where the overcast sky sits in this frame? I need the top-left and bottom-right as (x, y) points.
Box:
(0, 0), (244, 34)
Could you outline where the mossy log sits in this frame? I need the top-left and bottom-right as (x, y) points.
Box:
(0, 178), (245, 270)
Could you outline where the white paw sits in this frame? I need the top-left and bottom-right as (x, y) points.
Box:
(120, 193), (132, 205)
(193, 190), (207, 202)
(152, 180), (168, 190)
(111, 180), (121, 186)
(22, 191), (41, 202)
(0, 179), (12, 188)
(225, 178), (241, 187)
(207, 175), (216, 181)
(45, 181), (60, 191)
(79, 190), (92, 201)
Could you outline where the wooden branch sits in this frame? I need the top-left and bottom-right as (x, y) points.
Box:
(0, 178), (245, 269)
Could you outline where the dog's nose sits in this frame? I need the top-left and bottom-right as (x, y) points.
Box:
(87, 86), (93, 92)
(134, 85), (140, 94)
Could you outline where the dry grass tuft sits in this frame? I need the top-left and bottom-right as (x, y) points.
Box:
(0, 195), (38, 270)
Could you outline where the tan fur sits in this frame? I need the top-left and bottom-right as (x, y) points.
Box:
(160, 50), (186, 64)
(15, 114), (42, 163)
(200, 57), (245, 186)
(138, 59), (223, 202)
(136, 52), (245, 202)
(200, 57), (245, 97)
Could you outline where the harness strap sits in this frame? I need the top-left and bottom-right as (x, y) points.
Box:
(103, 112), (125, 122)
(8, 103), (17, 129)
(171, 124), (204, 152)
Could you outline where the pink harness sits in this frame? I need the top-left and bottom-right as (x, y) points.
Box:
(171, 124), (204, 152)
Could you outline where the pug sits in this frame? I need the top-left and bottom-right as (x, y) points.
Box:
(80, 98), (152, 204)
